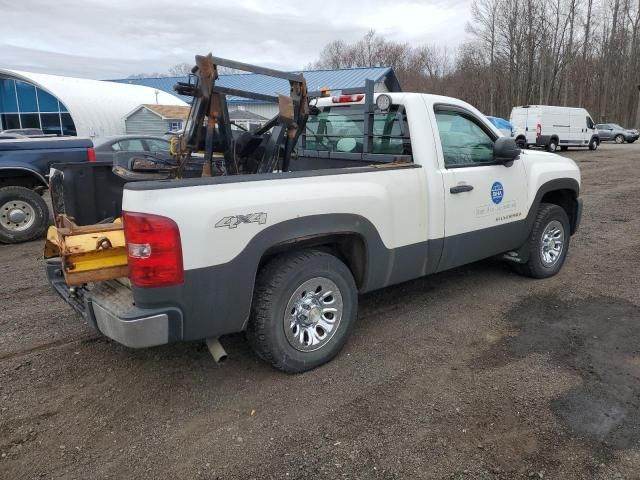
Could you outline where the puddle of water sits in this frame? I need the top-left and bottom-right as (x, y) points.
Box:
(479, 294), (640, 449)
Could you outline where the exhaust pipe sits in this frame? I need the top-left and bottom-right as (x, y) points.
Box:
(206, 337), (228, 363)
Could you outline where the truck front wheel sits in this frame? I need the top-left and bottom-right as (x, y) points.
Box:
(0, 186), (49, 244)
(247, 249), (357, 373)
(515, 203), (570, 279)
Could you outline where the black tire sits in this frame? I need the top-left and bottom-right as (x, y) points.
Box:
(546, 138), (558, 152)
(247, 249), (358, 373)
(614, 134), (625, 144)
(514, 203), (571, 279)
(0, 186), (49, 244)
(589, 137), (599, 150)
(560, 146), (568, 152)
(628, 139), (636, 144)
(515, 137), (527, 149)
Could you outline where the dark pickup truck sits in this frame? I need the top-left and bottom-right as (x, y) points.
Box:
(0, 137), (94, 243)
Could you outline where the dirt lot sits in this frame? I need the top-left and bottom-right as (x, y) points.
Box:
(1, 143), (639, 480)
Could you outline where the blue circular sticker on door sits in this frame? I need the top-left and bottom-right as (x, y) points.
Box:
(491, 182), (504, 204)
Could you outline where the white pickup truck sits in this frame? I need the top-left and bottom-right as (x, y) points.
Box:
(45, 89), (582, 373)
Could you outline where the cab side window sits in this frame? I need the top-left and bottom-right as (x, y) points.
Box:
(435, 110), (495, 167)
(586, 116), (595, 129)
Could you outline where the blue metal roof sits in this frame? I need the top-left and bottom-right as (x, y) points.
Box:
(110, 66), (397, 104)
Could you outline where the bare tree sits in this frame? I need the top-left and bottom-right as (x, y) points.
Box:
(168, 63), (192, 76)
(276, 2), (640, 126)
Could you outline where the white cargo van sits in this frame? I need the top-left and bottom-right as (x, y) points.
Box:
(510, 105), (599, 152)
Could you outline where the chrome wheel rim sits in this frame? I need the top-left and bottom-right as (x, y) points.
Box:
(284, 277), (343, 352)
(615, 136), (624, 144)
(540, 220), (565, 266)
(1, 201), (36, 232)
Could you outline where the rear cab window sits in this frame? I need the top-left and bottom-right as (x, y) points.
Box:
(302, 103), (412, 161)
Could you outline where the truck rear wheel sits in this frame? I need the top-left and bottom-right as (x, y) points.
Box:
(247, 249), (357, 373)
(0, 186), (49, 244)
(514, 203), (570, 279)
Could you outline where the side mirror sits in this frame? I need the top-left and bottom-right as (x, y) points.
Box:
(494, 137), (520, 164)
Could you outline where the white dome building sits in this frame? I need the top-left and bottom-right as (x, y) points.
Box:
(0, 69), (187, 138)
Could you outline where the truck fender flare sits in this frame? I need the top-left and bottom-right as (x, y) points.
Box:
(510, 178), (580, 263)
(245, 214), (383, 294)
(0, 166), (48, 187)
(526, 178), (579, 228)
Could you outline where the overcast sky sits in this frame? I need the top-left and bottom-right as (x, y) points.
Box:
(0, 0), (472, 79)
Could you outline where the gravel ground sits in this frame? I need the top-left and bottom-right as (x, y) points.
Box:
(0, 143), (639, 479)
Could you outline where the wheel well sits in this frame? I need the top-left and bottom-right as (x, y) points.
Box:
(540, 189), (578, 233)
(259, 233), (367, 289)
(0, 169), (47, 191)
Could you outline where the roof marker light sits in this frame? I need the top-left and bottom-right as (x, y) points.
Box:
(331, 94), (364, 103)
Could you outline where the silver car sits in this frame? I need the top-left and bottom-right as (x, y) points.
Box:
(595, 123), (639, 144)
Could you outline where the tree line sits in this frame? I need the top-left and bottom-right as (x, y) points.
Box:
(311, 0), (640, 126)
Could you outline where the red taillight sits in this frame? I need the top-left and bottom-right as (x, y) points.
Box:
(332, 94), (364, 103)
(87, 147), (96, 162)
(122, 211), (184, 288)
(536, 123), (542, 137)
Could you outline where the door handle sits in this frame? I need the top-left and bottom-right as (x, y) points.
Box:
(450, 185), (474, 194)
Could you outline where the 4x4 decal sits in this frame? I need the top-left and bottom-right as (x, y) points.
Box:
(215, 213), (268, 229)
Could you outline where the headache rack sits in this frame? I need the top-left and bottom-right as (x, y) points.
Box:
(171, 54), (410, 177)
(172, 53), (310, 177)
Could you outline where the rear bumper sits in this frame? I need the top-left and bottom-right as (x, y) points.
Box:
(46, 259), (183, 348)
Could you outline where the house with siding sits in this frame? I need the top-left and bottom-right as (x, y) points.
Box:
(124, 104), (190, 135)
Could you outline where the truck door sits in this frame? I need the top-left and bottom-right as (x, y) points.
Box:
(433, 106), (529, 271)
